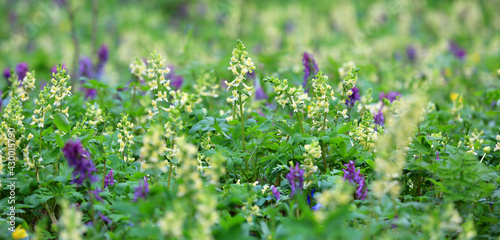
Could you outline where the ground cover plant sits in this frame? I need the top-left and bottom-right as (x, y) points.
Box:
(1, 0), (500, 239)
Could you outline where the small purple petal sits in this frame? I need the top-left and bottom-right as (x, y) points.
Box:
(342, 161), (367, 200)
(3, 68), (11, 80)
(15, 62), (29, 81)
(271, 185), (280, 201)
(345, 86), (361, 107)
(62, 139), (97, 185)
(286, 163), (304, 198)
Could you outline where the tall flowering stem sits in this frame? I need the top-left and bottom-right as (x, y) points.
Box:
(335, 67), (359, 120)
(226, 40), (255, 163)
(308, 72), (336, 170)
(146, 50), (171, 126)
(264, 76), (309, 134)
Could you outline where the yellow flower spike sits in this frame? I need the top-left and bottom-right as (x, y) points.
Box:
(12, 225), (29, 240)
(450, 93), (463, 103)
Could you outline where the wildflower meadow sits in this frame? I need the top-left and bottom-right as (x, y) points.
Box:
(1, 0), (500, 239)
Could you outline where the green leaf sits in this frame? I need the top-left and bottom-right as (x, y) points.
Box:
(414, 137), (431, 154)
(330, 136), (346, 144)
(212, 136), (231, 146)
(227, 158), (234, 170)
(337, 122), (352, 134)
(53, 113), (71, 133)
(55, 134), (64, 148)
(365, 159), (375, 168)
(233, 157), (243, 165)
(276, 122), (293, 135)
(232, 124), (242, 142)
(257, 120), (273, 132)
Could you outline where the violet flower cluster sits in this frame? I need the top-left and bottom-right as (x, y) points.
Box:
(3, 62), (29, 83)
(167, 65), (184, 89)
(302, 52), (319, 91)
(90, 188), (103, 202)
(345, 86), (361, 107)
(406, 45), (417, 63)
(51, 63), (66, 74)
(78, 44), (109, 99)
(342, 161), (367, 200)
(271, 185), (280, 201)
(449, 41), (466, 60)
(286, 163), (304, 198)
(379, 91), (401, 104)
(134, 177), (150, 202)
(374, 109), (385, 127)
(255, 86), (268, 100)
(62, 139), (97, 185)
(104, 169), (115, 188)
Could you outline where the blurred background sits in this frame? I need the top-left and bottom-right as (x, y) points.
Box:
(1, 0), (499, 95)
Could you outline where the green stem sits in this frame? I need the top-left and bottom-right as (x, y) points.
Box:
(167, 161), (173, 189)
(167, 139), (175, 189)
(102, 156), (107, 189)
(43, 202), (58, 225)
(232, 102), (236, 121)
(37, 127), (42, 182)
(131, 81), (137, 124)
(321, 111), (328, 171)
(288, 96), (304, 134)
(239, 89), (247, 168)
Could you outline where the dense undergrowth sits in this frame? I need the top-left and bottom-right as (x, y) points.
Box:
(1, 0), (500, 239)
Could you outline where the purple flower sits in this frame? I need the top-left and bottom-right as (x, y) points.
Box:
(345, 86), (361, 107)
(311, 203), (323, 212)
(104, 169), (115, 188)
(286, 163), (304, 198)
(85, 88), (97, 100)
(63, 139), (97, 185)
(255, 87), (268, 100)
(220, 79), (227, 90)
(374, 109), (384, 126)
(15, 62), (29, 80)
(449, 41), (466, 60)
(52, 63), (66, 75)
(246, 71), (255, 80)
(271, 185), (280, 201)
(133, 177), (150, 202)
(342, 161), (367, 200)
(79, 57), (94, 79)
(168, 66), (183, 89)
(98, 212), (112, 225)
(436, 151), (441, 160)
(97, 44), (109, 63)
(379, 91), (401, 104)
(90, 188), (103, 202)
(95, 44), (109, 77)
(3, 68), (11, 80)
(406, 45), (417, 62)
(302, 52), (319, 91)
